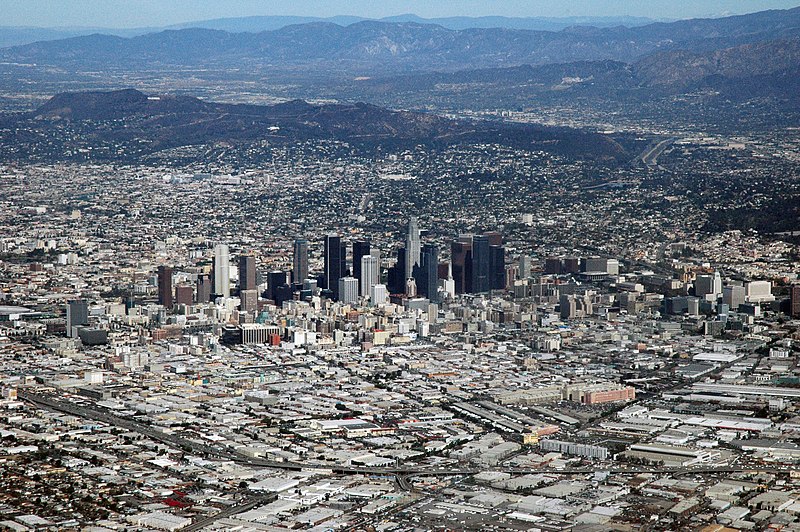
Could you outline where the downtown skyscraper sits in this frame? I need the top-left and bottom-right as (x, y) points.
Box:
(157, 265), (173, 308)
(213, 244), (231, 298)
(352, 240), (371, 293)
(238, 254), (257, 291)
(324, 234), (346, 300)
(470, 234), (490, 294)
(360, 254), (379, 298)
(419, 243), (439, 303)
(405, 217), (421, 281)
(293, 239), (309, 284)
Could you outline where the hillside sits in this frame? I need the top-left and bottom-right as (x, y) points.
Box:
(0, 89), (629, 163)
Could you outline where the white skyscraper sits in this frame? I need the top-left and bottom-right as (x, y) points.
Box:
(441, 262), (455, 300)
(442, 279), (455, 300)
(338, 276), (359, 305)
(405, 216), (421, 281)
(214, 244), (231, 298)
(360, 255), (380, 297)
(370, 284), (388, 306)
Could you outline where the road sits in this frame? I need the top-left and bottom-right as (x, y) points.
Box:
(181, 494), (276, 532)
(638, 137), (676, 168)
(20, 391), (790, 479)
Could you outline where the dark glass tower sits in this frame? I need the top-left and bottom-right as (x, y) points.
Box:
(791, 284), (800, 318)
(238, 255), (257, 291)
(324, 234), (346, 300)
(196, 273), (212, 303)
(419, 243), (439, 302)
(268, 271), (287, 302)
(470, 234), (490, 293)
(157, 265), (173, 308)
(387, 247), (407, 295)
(451, 240), (470, 295)
(490, 245), (506, 290)
(293, 239), (309, 284)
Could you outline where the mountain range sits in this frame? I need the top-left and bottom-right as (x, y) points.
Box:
(3, 8), (799, 74)
(344, 37), (800, 104)
(0, 8), (798, 136)
(168, 14), (664, 34)
(0, 15), (666, 48)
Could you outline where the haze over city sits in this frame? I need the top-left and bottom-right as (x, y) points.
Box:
(2, 0), (799, 27)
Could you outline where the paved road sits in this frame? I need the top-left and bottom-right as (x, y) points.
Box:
(638, 137), (676, 168)
(181, 494), (276, 531)
(21, 391), (788, 483)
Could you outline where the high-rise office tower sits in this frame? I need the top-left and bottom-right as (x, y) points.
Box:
(293, 239), (309, 284)
(419, 243), (439, 302)
(341, 242), (348, 279)
(370, 284), (388, 306)
(562, 257), (580, 274)
(268, 271), (287, 302)
(437, 263), (449, 281)
(338, 276), (359, 305)
(695, 272), (722, 301)
(213, 244), (231, 298)
(66, 299), (89, 338)
(371, 249), (382, 284)
(451, 239), (471, 295)
(545, 257), (563, 275)
(157, 265), (173, 308)
(405, 217), (421, 281)
(489, 245), (505, 290)
(470, 234), (490, 293)
(791, 284), (800, 318)
(519, 255), (532, 279)
(352, 240), (371, 292)
(442, 263), (456, 299)
(360, 254), (380, 298)
(240, 289), (258, 313)
(274, 284), (293, 306)
(175, 285), (194, 306)
(239, 254), (257, 291)
(560, 294), (578, 319)
(484, 231), (502, 247)
(324, 234), (345, 300)
(723, 285), (746, 310)
(196, 273), (212, 303)
(387, 247), (406, 294)
(506, 265), (519, 290)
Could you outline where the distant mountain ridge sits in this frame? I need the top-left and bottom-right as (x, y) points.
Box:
(2, 8), (799, 73)
(170, 14), (665, 33)
(0, 14), (667, 48)
(350, 37), (800, 100)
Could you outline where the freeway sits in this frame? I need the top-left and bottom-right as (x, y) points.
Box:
(181, 494), (277, 532)
(20, 391), (790, 483)
(638, 137), (676, 168)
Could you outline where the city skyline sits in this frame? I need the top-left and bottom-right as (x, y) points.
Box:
(2, 1), (800, 529)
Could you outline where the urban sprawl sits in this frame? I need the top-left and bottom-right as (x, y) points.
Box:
(2, 159), (800, 532)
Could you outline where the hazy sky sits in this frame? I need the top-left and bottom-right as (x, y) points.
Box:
(2, 0), (799, 28)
